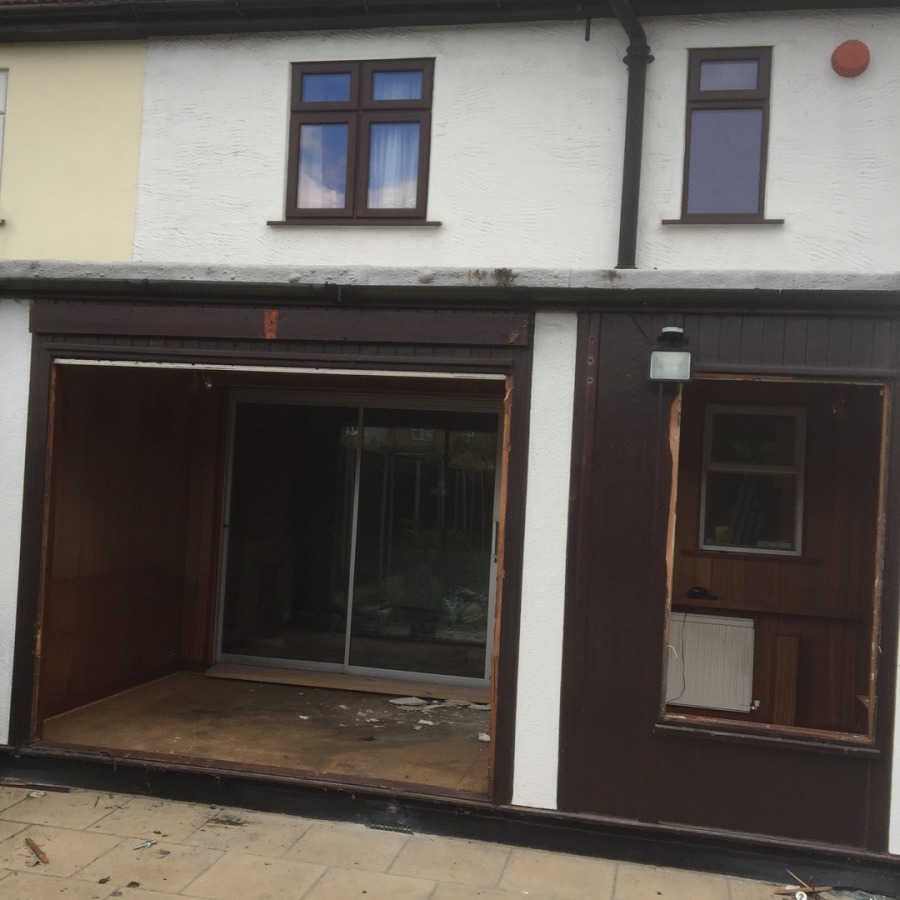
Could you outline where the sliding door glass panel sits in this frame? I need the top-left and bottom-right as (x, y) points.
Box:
(220, 403), (357, 664)
(348, 409), (498, 677)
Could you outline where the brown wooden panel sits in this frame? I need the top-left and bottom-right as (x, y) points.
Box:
(772, 635), (799, 726)
(559, 311), (894, 852)
(680, 312), (900, 374)
(180, 386), (227, 668)
(30, 302), (531, 349)
(38, 367), (199, 716)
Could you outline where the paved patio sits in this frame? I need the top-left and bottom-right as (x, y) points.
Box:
(0, 784), (867, 899)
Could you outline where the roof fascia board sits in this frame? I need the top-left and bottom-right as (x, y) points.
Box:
(7, 278), (900, 316)
(0, 0), (891, 42)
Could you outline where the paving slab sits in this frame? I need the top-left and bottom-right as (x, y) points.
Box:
(180, 853), (324, 900)
(389, 834), (511, 888)
(615, 861), (731, 900)
(285, 820), (409, 872)
(0, 786), (811, 900)
(432, 883), (557, 900)
(0, 868), (120, 899)
(88, 796), (218, 843)
(499, 846), (618, 899)
(302, 866), (436, 900)
(184, 808), (313, 857)
(0, 789), (30, 815)
(1, 791), (116, 830)
(76, 840), (223, 894)
(0, 824), (121, 879)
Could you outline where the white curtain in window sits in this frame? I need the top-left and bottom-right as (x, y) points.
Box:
(367, 123), (419, 209)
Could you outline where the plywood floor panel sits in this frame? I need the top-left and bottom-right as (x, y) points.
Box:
(41, 674), (490, 796)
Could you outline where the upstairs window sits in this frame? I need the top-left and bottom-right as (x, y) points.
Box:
(679, 47), (773, 222)
(285, 59), (433, 223)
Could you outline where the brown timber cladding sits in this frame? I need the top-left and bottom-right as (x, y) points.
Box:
(560, 310), (899, 853)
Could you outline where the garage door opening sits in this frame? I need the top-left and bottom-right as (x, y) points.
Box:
(31, 361), (507, 797)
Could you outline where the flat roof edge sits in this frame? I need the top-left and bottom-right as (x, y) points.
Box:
(0, 0), (892, 42)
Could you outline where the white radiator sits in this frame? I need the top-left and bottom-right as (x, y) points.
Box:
(665, 612), (754, 713)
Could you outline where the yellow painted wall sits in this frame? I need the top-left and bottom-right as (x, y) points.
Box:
(0, 42), (144, 261)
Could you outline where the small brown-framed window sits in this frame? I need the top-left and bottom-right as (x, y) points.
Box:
(699, 405), (806, 556)
(678, 47), (773, 223)
(285, 59), (433, 223)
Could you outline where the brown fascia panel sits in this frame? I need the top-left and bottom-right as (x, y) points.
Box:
(0, 0), (892, 42)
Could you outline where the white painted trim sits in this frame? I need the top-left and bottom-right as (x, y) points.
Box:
(0, 300), (31, 745)
(512, 310), (578, 810)
(54, 359), (505, 381)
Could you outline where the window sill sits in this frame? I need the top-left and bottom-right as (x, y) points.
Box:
(268, 219), (442, 227)
(655, 718), (879, 756)
(662, 217), (784, 225)
(672, 595), (862, 621)
(681, 548), (819, 565)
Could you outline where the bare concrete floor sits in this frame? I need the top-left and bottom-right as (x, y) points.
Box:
(41, 674), (490, 795)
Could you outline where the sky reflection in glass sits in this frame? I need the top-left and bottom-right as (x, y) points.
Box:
(687, 108), (762, 214)
(301, 73), (352, 103)
(298, 123), (348, 208)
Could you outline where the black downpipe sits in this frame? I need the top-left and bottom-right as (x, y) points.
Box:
(608, 0), (653, 269)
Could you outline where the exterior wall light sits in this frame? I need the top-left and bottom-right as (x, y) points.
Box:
(649, 326), (692, 382)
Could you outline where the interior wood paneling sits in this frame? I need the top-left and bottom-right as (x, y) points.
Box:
(38, 366), (220, 717)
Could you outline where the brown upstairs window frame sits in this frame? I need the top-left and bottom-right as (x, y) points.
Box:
(285, 59), (434, 224)
(674, 47), (777, 224)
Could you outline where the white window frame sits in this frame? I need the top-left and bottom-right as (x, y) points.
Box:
(699, 404), (806, 556)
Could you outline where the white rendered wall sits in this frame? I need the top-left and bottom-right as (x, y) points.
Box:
(133, 23), (626, 269)
(512, 311), (578, 810)
(0, 300), (30, 745)
(134, 11), (900, 274)
(640, 9), (900, 272)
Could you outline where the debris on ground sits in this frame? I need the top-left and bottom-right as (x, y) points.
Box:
(208, 815), (246, 827)
(24, 837), (48, 865)
(773, 869), (898, 900)
(390, 697), (428, 707)
(27, 791), (45, 799)
(418, 719), (434, 726)
(775, 869), (832, 899)
(478, 732), (490, 742)
(133, 839), (157, 850)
